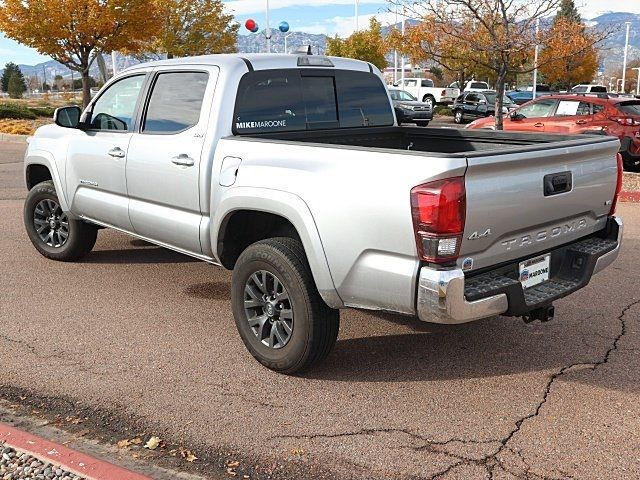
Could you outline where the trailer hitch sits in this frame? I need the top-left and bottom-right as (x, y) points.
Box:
(522, 305), (555, 323)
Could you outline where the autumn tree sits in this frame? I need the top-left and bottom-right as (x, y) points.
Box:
(539, 18), (598, 90)
(0, 0), (162, 107)
(326, 18), (388, 71)
(154, 0), (237, 58)
(390, 0), (609, 129)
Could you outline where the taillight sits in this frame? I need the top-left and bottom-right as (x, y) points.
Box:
(609, 116), (640, 126)
(410, 177), (466, 263)
(610, 153), (623, 216)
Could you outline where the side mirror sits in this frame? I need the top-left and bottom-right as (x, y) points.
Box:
(54, 106), (82, 128)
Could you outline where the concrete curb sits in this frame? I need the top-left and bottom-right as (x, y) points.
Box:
(0, 133), (29, 143)
(0, 423), (152, 480)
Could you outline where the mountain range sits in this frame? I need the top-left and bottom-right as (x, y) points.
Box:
(11, 11), (640, 84)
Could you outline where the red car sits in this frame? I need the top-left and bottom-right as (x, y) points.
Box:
(467, 94), (640, 170)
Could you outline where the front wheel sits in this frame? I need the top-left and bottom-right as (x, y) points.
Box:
(24, 180), (97, 261)
(231, 237), (340, 374)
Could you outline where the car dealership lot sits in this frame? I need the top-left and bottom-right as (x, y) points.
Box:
(1, 142), (639, 479)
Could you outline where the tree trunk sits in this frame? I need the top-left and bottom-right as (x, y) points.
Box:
(81, 69), (91, 109)
(494, 67), (508, 131)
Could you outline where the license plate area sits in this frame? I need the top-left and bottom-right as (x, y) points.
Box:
(519, 255), (550, 289)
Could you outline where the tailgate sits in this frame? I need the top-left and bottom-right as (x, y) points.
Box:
(460, 137), (620, 272)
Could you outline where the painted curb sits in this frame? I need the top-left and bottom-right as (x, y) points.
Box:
(621, 191), (640, 202)
(0, 423), (152, 480)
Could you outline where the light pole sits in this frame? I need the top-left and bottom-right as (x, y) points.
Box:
(532, 18), (540, 98)
(633, 68), (640, 96)
(621, 21), (631, 93)
(354, 0), (358, 32)
(400, 10), (405, 86)
(111, 51), (117, 76)
(284, 32), (293, 54)
(265, 0), (271, 53)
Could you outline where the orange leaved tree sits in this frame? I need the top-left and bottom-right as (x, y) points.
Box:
(0, 0), (162, 107)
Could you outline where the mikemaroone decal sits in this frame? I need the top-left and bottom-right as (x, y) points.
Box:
(236, 120), (287, 130)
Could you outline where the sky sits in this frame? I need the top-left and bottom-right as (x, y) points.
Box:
(1, 0), (640, 66)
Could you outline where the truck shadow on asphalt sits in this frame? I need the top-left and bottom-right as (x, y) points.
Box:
(81, 240), (200, 264)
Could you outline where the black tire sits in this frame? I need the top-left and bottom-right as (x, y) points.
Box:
(422, 95), (435, 109)
(24, 180), (97, 261)
(231, 237), (340, 374)
(416, 121), (430, 127)
(454, 109), (464, 124)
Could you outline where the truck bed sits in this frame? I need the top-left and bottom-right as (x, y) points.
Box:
(245, 126), (614, 157)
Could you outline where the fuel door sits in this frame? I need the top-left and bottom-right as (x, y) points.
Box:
(219, 156), (242, 187)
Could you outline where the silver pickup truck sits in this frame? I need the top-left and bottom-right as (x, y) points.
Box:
(23, 53), (623, 374)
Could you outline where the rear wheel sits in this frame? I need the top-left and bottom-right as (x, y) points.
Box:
(24, 180), (97, 261)
(231, 237), (340, 374)
(422, 95), (435, 110)
(454, 109), (464, 124)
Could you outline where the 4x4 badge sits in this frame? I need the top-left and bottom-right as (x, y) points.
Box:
(468, 228), (491, 240)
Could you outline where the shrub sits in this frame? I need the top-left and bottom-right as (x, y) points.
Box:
(434, 106), (453, 116)
(28, 106), (56, 118)
(0, 103), (37, 120)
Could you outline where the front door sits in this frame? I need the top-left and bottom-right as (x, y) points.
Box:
(66, 74), (147, 230)
(126, 68), (217, 255)
(504, 98), (558, 132)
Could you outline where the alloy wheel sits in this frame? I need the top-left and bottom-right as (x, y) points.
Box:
(33, 199), (69, 248)
(244, 270), (294, 349)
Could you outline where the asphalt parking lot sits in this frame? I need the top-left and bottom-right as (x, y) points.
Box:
(1, 140), (639, 480)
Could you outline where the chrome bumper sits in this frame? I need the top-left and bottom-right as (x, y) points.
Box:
(593, 217), (623, 274)
(417, 268), (508, 324)
(417, 216), (623, 325)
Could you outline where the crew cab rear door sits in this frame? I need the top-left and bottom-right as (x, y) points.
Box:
(459, 137), (620, 272)
(126, 66), (219, 255)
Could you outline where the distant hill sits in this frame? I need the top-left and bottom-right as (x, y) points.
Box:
(7, 11), (640, 82)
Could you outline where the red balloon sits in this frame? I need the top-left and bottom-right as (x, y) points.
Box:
(245, 19), (256, 31)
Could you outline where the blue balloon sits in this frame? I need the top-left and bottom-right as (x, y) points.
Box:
(250, 25), (259, 33)
(278, 21), (290, 33)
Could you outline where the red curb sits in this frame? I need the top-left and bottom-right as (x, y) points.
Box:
(0, 423), (152, 480)
(620, 191), (640, 202)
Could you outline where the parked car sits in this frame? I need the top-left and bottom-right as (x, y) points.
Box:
(393, 77), (459, 108)
(388, 87), (433, 126)
(23, 54), (623, 374)
(467, 93), (640, 170)
(572, 84), (608, 93)
(452, 91), (517, 124)
(463, 80), (490, 92)
(506, 90), (553, 105)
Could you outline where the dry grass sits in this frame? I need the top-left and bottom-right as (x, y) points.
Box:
(0, 118), (52, 136)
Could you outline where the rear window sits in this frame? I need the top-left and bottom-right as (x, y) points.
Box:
(470, 82), (488, 89)
(618, 101), (640, 116)
(234, 69), (394, 134)
(590, 86), (607, 93)
(421, 79), (434, 87)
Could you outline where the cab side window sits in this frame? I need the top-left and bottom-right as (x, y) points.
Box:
(142, 72), (209, 134)
(89, 75), (145, 132)
(517, 99), (557, 118)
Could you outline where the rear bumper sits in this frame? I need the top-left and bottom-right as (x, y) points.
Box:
(417, 217), (623, 324)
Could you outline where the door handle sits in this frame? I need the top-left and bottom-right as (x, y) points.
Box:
(534, 123), (544, 128)
(171, 154), (195, 167)
(108, 147), (125, 158)
(575, 119), (588, 125)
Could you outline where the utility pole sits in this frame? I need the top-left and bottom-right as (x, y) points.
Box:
(622, 21), (631, 93)
(111, 51), (118, 77)
(393, 4), (398, 84)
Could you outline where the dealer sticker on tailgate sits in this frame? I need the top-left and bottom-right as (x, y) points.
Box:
(519, 255), (550, 289)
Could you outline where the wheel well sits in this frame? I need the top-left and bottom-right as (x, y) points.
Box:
(26, 164), (53, 190)
(217, 210), (302, 269)
(423, 94), (435, 101)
